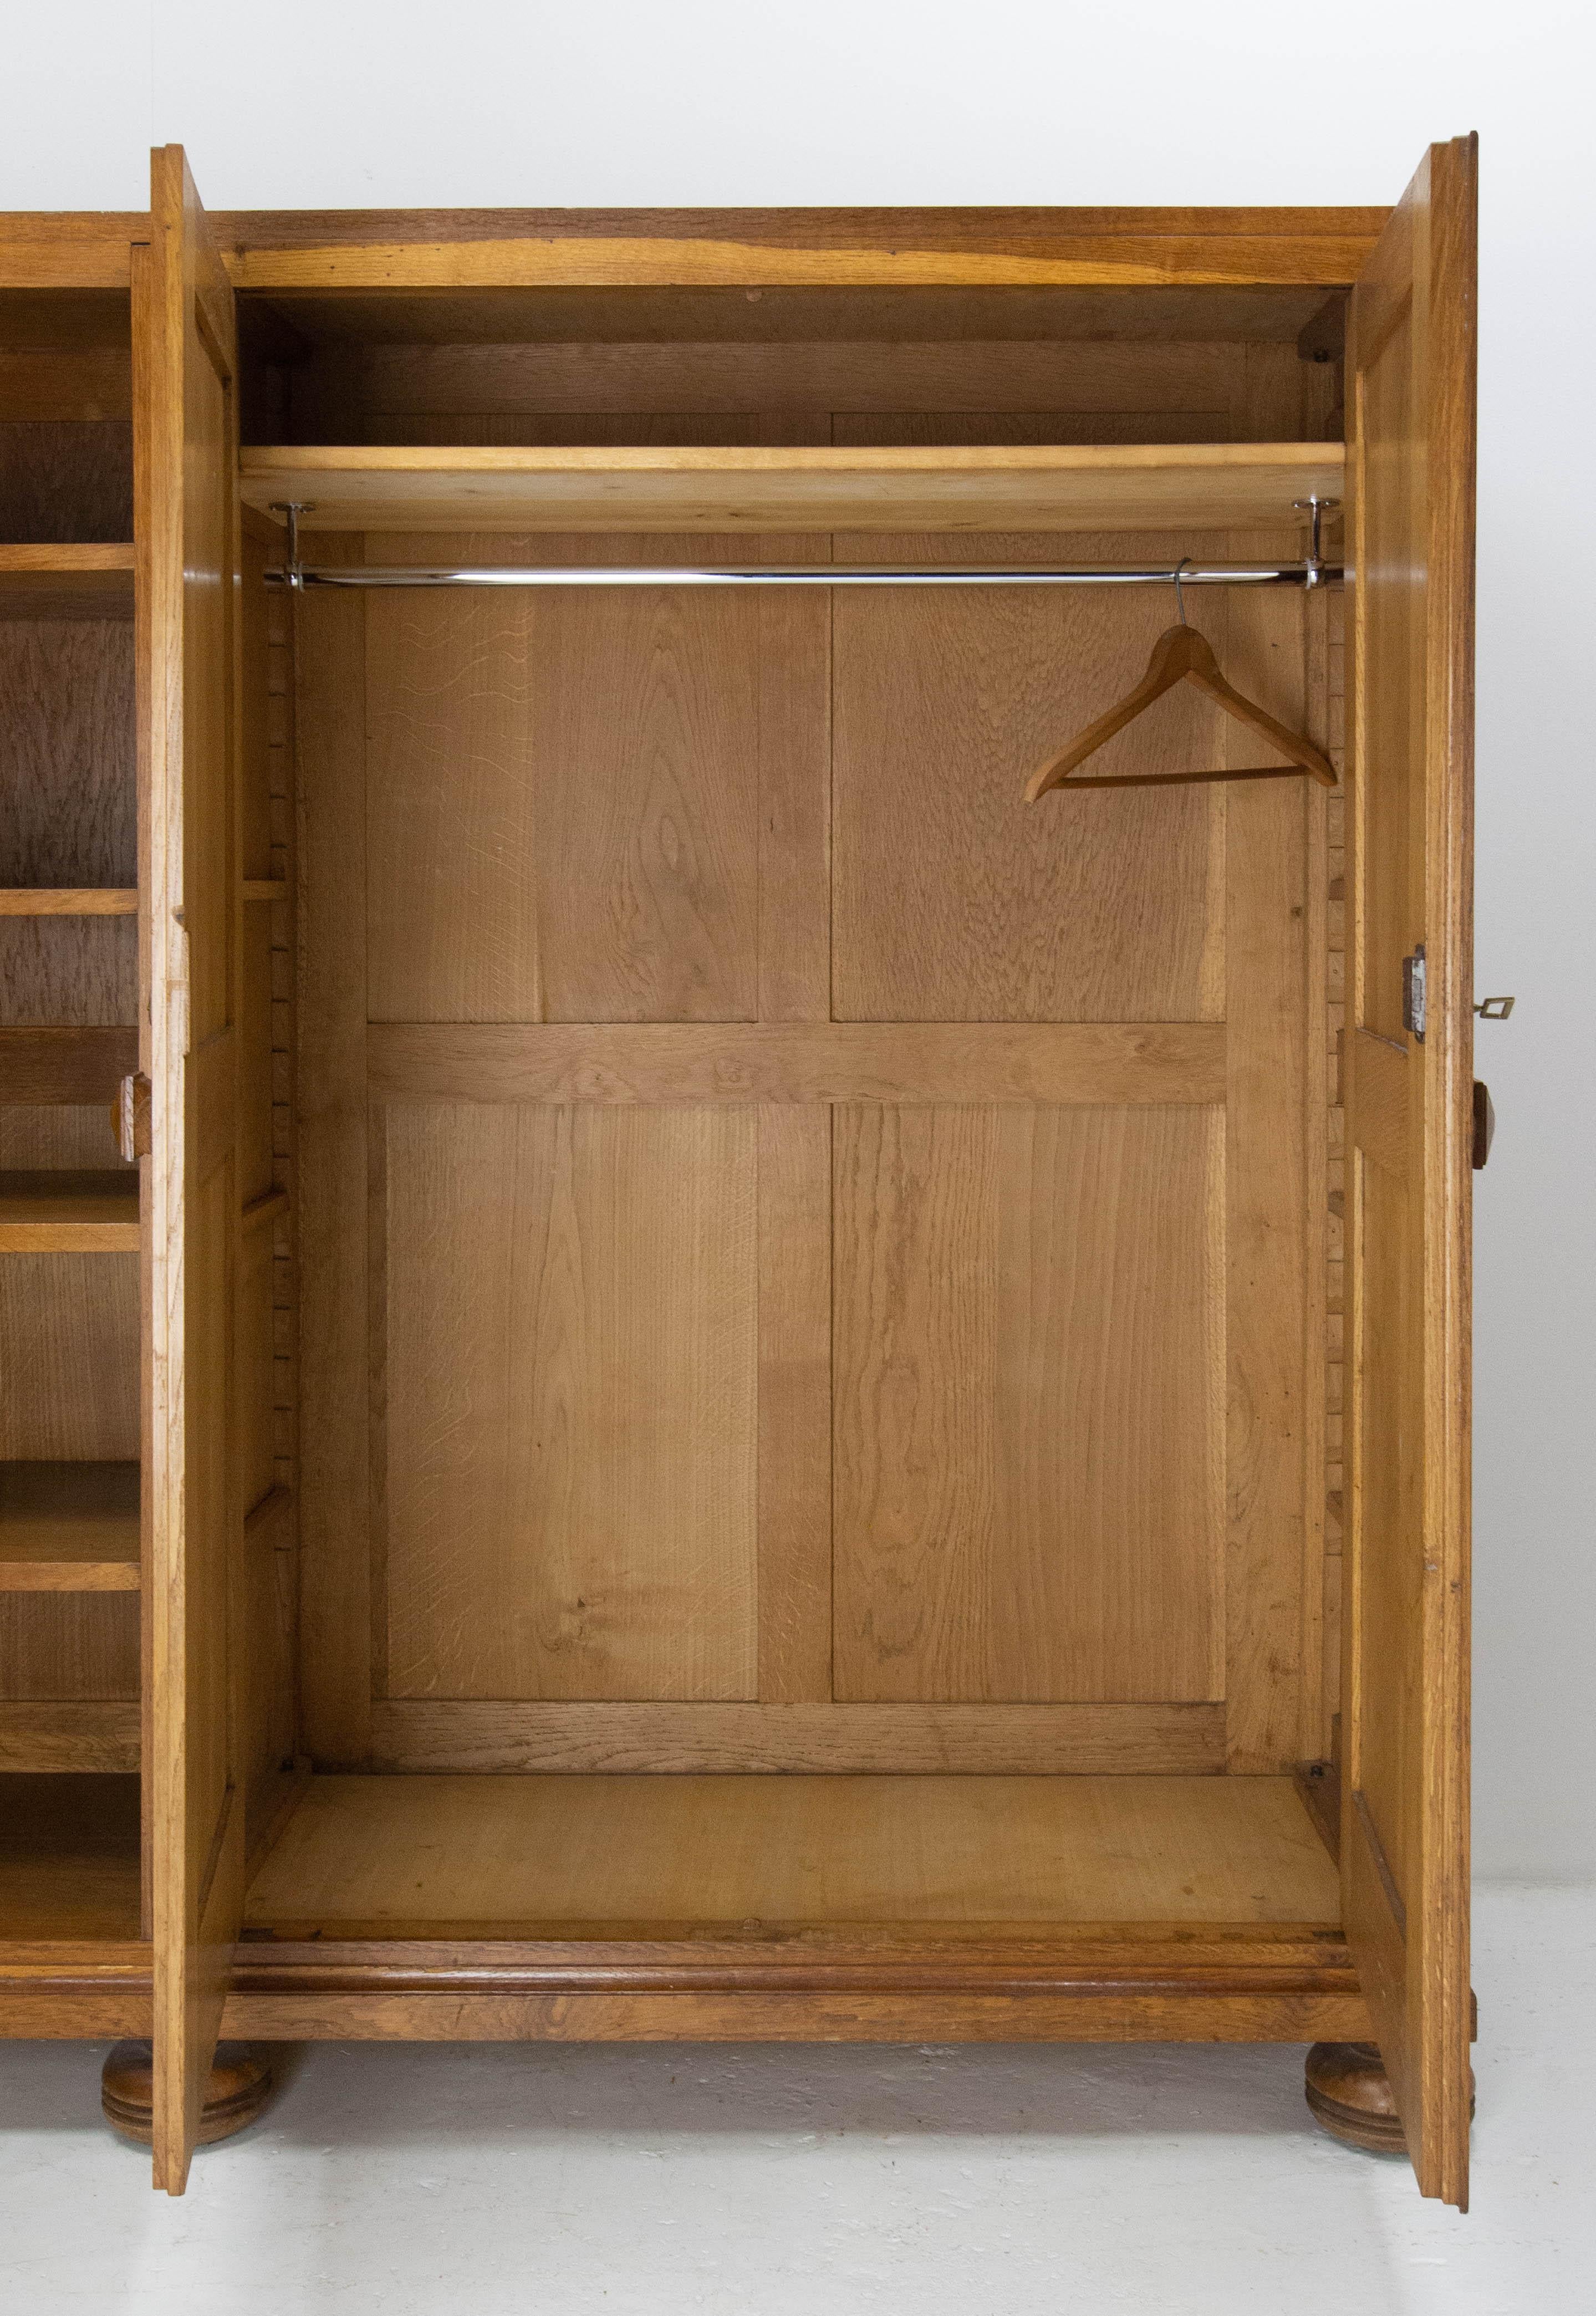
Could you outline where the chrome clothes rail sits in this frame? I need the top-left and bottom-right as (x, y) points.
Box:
(266, 560), (1343, 591)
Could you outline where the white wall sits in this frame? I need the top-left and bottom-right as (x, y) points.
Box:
(6, 1), (1592, 1880)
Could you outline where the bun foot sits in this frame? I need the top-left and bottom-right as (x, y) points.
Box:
(1304, 2041), (1477, 2156)
(101, 2040), (274, 2148)
(1306, 2041), (1406, 2153)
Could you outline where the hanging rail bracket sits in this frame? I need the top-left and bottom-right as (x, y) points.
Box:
(267, 503), (314, 591)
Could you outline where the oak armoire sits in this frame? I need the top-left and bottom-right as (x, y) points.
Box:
(0, 140), (1477, 2202)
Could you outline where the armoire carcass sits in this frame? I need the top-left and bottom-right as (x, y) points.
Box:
(0, 140), (1479, 2201)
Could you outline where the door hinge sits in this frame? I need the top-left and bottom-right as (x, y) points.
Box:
(1402, 945), (1427, 1041)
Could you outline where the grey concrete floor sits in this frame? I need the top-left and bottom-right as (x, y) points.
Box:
(1, 1882), (1590, 2315)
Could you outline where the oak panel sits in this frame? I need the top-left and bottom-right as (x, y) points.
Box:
(294, 533), (371, 1766)
(225, 1984), (1370, 2044)
(833, 1105), (1224, 1703)
(243, 1773), (1340, 1934)
(381, 1102), (759, 1701)
(0, 1594), (139, 1698)
(832, 575), (1225, 1021)
(1342, 139), (1476, 2207)
(239, 442), (1344, 532)
(0, 615), (135, 884)
(369, 1021), (1226, 1107)
(0, 1253), (139, 1458)
(756, 1107), (832, 1701)
(365, 579), (762, 1023)
(371, 1700), (1226, 1774)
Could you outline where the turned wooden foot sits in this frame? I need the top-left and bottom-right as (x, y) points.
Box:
(101, 2040), (274, 2149)
(1305, 2041), (1407, 2153)
(1306, 2042), (1476, 2156)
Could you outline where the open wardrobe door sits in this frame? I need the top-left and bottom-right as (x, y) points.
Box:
(1343, 135), (1477, 2207)
(139, 145), (245, 2193)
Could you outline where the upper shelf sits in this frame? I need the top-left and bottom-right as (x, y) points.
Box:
(239, 442), (1345, 537)
(0, 543), (135, 619)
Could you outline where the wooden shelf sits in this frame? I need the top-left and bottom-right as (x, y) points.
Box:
(239, 442), (1345, 537)
(243, 1773), (1341, 1940)
(0, 1706), (139, 1774)
(0, 1774), (142, 1940)
(0, 1463), (139, 1591)
(0, 543), (135, 619)
(0, 1172), (139, 1251)
(0, 889), (137, 916)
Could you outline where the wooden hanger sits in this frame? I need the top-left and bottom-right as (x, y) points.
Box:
(1025, 619), (1338, 801)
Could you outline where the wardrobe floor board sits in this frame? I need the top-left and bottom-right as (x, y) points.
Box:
(242, 1773), (1342, 1939)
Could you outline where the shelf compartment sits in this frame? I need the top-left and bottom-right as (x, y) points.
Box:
(0, 1462), (139, 1591)
(239, 442), (1345, 537)
(0, 1026), (137, 1106)
(0, 1171), (139, 1251)
(0, 542), (135, 620)
(243, 1773), (1342, 1941)
(0, 1772), (141, 1940)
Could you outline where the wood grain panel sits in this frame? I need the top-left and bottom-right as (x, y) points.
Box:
(295, 533), (371, 1766)
(365, 573), (762, 1023)
(0, 1701), (140, 1771)
(1342, 140), (1476, 2207)
(223, 1984), (1369, 2046)
(223, 210), (1386, 294)
(243, 1773), (1340, 1934)
(0, 1593), (139, 1698)
(755, 581), (830, 1020)
(142, 150), (248, 2192)
(832, 575), (1225, 1021)
(236, 1221), (276, 1521)
(0, 616), (135, 885)
(757, 1106), (831, 1701)
(371, 1700), (1225, 1774)
(240, 441), (1344, 534)
(0, 420), (132, 542)
(833, 1105), (1224, 1703)
(242, 279), (1333, 349)
(0, 1253), (139, 1457)
(381, 1103), (759, 1701)
(369, 1022), (1226, 1106)
(0, 917), (137, 1027)
(238, 902), (274, 1202)
(1223, 569), (1313, 1771)
(344, 336), (1241, 419)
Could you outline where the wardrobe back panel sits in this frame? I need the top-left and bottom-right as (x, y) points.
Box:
(832, 557), (1225, 1022)
(365, 577), (771, 1024)
(293, 327), (1332, 1776)
(833, 1101), (1223, 1704)
(381, 1100), (759, 1700)
(298, 562), (1325, 1773)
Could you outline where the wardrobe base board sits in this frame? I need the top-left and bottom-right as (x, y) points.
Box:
(242, 1772), (1343, 1942)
